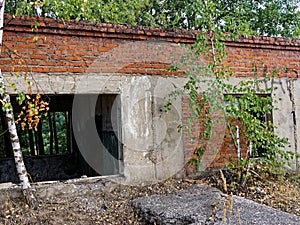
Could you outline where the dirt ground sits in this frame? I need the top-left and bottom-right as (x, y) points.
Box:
(0, 169), (299, 225)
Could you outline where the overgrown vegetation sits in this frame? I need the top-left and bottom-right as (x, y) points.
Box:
(162, 1), (300, 188)
(206, 168), (300, 216)
(17, 111), (68, 156)
(170, 42), (299, 186)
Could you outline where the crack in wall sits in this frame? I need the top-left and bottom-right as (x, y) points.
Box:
(288, 79), (299, 170)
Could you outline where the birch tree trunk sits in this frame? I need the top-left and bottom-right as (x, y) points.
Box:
(0, 0), (37, 208)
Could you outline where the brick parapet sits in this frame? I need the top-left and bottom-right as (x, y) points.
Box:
(2, 15), (299, 77)
(3, 15), (196, 43)
(4, 15), (300, 49)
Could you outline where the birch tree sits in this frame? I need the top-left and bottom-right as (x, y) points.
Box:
(0, 0), (37, 208)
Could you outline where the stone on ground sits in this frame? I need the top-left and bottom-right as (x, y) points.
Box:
(131, 184), (300, 225)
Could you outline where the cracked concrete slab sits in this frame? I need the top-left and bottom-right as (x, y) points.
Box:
(131, 184), (300, 225)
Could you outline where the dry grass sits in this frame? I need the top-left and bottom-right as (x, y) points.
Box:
(206, 169), (300, 217)
(0, 170), (299, 224)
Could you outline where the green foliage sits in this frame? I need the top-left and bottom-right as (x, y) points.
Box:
(41, 112), (68, 155)
(6, 0), (153, 25)
(17, 111), (68, 156)
(159, 1), (297, 177)
(130, 0), (300, 37)
(5, 0), (300, 37)
(182, 37), (295, 174)
(224, 80), (291, 166)
(181, 58), (296, 183)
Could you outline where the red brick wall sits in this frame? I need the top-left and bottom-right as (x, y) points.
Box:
(0, 15), (194, 74)
(182, 95), (249, 173)
(1, 15), (300, 172)
(225, 39), (300, 78)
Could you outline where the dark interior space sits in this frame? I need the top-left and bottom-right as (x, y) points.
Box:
(0, 94), (121, 183)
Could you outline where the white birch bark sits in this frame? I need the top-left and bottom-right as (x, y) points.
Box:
(0, 0), (37, 207)
(1, 93), (32, 189)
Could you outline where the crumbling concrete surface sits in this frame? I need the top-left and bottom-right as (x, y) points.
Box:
(0, 175), (122, 202)
(132, 184), (300, 225)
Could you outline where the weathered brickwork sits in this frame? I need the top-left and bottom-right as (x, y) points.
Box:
(1, 15), (300, 176)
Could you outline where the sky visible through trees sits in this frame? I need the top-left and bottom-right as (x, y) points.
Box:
(4, 0), (300, 38)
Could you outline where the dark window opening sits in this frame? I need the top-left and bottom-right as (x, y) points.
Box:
(16, 111), (70, 157)
(95, 95), (121, 164)
(224, 94), (273, 157)
(0, 94), (122, 183)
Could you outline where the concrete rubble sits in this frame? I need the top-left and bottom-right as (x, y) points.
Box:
(131, 184), (300, 225)
(0, 175), (121, 201)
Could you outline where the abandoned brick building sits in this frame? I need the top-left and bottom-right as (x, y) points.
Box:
(0, 15), (299, 184)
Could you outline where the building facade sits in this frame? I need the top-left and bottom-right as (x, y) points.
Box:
(0, 15), (299, 183)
